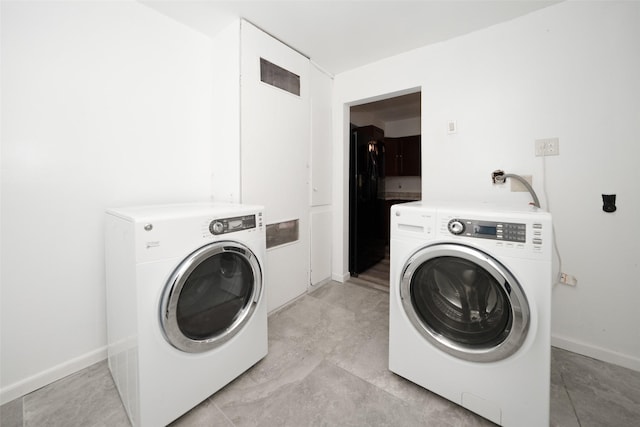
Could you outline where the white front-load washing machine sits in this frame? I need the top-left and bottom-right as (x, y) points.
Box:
(105, 203), (267, 427)
(389, 201), (552, 426)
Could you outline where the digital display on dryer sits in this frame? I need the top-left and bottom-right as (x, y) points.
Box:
(475, 225), (497, 236)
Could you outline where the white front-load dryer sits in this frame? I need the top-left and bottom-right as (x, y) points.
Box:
(105, 203), (267, 427)
(389, 201), (552, 426)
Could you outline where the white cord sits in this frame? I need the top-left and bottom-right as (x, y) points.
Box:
(542, 155), (563, 285)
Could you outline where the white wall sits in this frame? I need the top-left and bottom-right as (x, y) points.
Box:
(1, 0), (215, 403)
(210, 20), (241, 204)
(333, 1), (640, 370)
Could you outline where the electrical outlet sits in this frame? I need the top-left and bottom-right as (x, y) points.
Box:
(535, 138), (560, 157)
(560, 272), (578, 286)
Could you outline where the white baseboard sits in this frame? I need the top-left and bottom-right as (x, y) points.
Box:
(309, 277), (333, 288)
(0, 346), (107, 405)
(552, 334), (640, 372)
(332, 271), (350, 283)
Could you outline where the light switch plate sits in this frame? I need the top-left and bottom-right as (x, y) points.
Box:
(535, 138), (559, 156)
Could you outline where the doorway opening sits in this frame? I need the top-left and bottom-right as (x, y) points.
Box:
(348, 91), (422, 291)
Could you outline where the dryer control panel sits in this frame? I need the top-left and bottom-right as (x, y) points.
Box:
(209, 214), (259, 235)
(447, 218), (526, 243)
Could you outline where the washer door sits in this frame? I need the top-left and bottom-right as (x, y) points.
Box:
(400, 243), (529, 362)
(160, 241), (262, 353)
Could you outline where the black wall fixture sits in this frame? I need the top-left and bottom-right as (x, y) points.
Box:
(602, 194), (617, 213)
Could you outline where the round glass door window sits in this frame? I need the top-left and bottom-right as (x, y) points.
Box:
(160, 241), (262, 353)
(400, 243), (529, 362)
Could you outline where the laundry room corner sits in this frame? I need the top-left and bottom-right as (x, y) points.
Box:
(0, 0), (217, 404)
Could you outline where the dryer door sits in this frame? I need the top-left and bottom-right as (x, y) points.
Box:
(160, 241), (262, 353)
(400, 243), (529, 362)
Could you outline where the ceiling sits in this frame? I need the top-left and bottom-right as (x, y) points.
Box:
(141, 1), (560, 123)
(351, 92), (422, 123)
(142, 1), (561, 76)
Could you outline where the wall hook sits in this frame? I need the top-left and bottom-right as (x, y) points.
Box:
(602, 194), (617, 213)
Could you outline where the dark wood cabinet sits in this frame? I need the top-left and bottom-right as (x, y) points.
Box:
(384, 135), (421, 176)
(401, 135), (421, 176)
(384, 138), (400, 176)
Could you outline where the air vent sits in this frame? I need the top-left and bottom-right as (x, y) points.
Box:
(260, 58), (300, 96)
(266, 219), (299, 249)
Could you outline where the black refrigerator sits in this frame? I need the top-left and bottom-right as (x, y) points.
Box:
(349, 125), (386, 276)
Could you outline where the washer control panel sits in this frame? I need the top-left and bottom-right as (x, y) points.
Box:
(447, 218), (526, 243)
(209, 214), (258, 235)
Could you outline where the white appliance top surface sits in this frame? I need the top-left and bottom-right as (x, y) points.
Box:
(106, 202), (264, 222)
(397, 199), (550, 218)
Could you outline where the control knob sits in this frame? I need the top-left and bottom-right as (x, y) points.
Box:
(209, 221), (225, 235)
(448, 219), (465, 235)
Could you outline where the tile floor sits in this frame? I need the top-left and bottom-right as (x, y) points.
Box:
(2, 280), (640, 426)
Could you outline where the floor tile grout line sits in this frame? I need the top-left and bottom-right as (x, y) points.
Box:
(560, 371), (582, 427)
(211, 398), (236, 427)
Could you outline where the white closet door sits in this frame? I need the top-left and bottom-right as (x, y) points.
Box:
(310, 64), (333, 207)
(240, 21), (310, 312)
